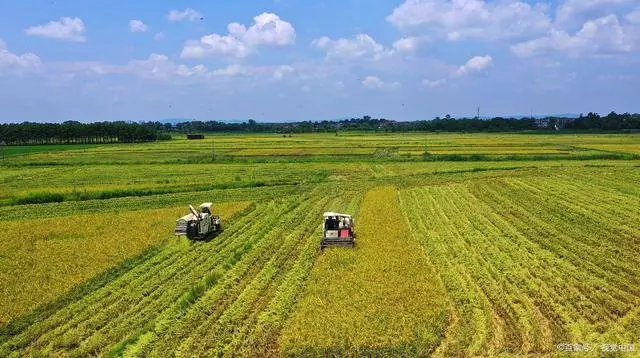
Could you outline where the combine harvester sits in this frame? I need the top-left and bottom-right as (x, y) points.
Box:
(321, 212), (356, 249)
(175, 203), (221, 240)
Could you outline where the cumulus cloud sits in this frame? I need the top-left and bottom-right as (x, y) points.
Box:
(556, 0), (637, 26)
(182, 34), (251, 58)
(25, 17), (86, 42)
(312, 34), (393, 61)
(362, 76), (384, 89)
(0, 38), (42, 74)
(126, 54), (200, 80)
(273, 65), (294, 80)
(422, 78), (447, 87)
(129, 20), (148, 33)
(387, 0), (551, 41)
(181, 13), (295, 59)
(393, 37), (423, 53)
(82, 54), (296, 85)
(362, 76), (400, 89)
(211, 64), (251, 77)
(230, 13), (296, 46)
(123, 55), (272, 80)
(626, 7), (640, 23)
(456, 55), (493, 76)
(512, 15), (634, 58)
(80, 54), (209, 81)
(168, 8), (203, 22)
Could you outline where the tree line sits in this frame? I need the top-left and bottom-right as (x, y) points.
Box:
(163, 112), (640, 134)
(0, 121), (171, 145)
(1, 112), (639, 145)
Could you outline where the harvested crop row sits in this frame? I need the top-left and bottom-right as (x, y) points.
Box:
(1, 197), (306, 356)
(229, 194), (365, 357)
(2, 200), (269, 355)
(398, 175), (640, 356)
(478, 179), (640, 293)
(168, 196), (337, 356)
(279, 186), (449, 356)
(125, 193), (335, 356)
(0, 201), (250, 325)
(473, 180), (640, 330)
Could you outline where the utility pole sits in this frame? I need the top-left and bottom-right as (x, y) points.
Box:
(477, 106), (480, 120)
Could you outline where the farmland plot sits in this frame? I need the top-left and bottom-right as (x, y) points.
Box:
(0, 190), (364, 357)
(398, 174), (640, 356)
(0, 202), (250, 324)
(0, 132), (639, 357)
(280, 187), (449, 356)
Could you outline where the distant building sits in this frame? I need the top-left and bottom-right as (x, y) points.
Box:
(533, 118), (551, 128)
(533, 117), (576, 129)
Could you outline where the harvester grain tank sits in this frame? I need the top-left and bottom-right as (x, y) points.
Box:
(175, 203), (221, 240)
(321, 212), (356, 249)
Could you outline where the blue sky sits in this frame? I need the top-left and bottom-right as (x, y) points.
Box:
(0, 0), (639, 122)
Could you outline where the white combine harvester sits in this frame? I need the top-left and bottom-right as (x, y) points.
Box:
(321, 212), (356, 249)
(174, 203), (221, 240)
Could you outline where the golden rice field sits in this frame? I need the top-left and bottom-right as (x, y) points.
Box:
(0, 202), (250, 324)
(0, 132), (639, 356)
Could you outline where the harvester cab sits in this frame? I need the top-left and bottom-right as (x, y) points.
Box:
(321, 212), (356, 249)
(174, 202), (221, 240)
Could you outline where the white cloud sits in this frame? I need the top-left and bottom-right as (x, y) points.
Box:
(60, 54), (296, 86)
(627, 7), (640, 24)
(168, 8), (203, 22)
(422, 78), (447, 87)
(211, 64), (250, 77)
(456, 55), (493, 76)
(175, 64), (209, 78)
(556, 0), (637, 26)
(181, 13), (295, 59)
(129, 20), (148, 33)
(312, 34), (393, 61)
(273, 65), (294, 80)
(182, 34), (252, 59)
(127, 54), (196, 80)
(125, 56), (277, 80)
(83, 54), (211, 81)
(154, 32), (165, 40)
(0, 38), (42, 74)
(387, 0), (551, 41)
(229, 13), (296, 46)
(362, 76), (400, 89)
(512, 15), (634, 58)
(25, 17), (86, 42)
(393, 37), (423, 53)
(362, 76), (384, 89)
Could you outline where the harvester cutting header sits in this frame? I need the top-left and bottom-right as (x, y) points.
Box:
(175, 203), (221, 240)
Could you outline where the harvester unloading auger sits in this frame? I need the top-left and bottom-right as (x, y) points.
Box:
(321, 212), (356, 249)
(175, 203), (221, 240)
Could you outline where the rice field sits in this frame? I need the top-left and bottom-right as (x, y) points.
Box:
(0, 202), (251, 325)
(0, 132), (638, 356)
(3, 132), (638, 165)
